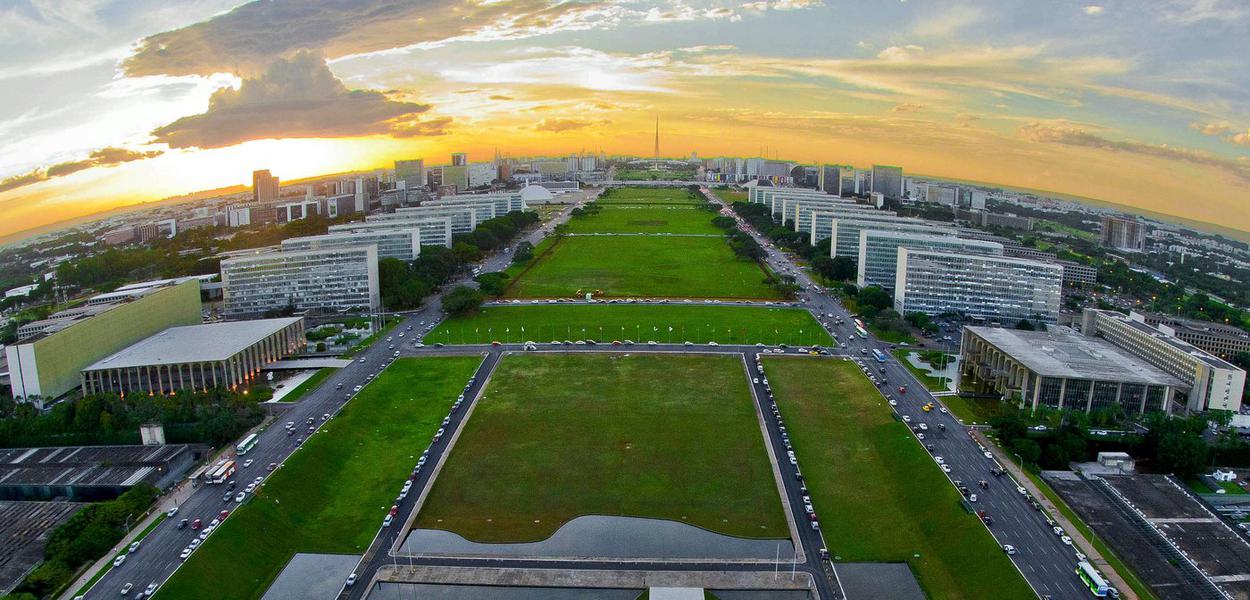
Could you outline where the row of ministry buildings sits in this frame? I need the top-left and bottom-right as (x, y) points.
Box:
(747, 186), (1093, 326)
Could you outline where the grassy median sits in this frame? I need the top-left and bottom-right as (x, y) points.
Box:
(154, 356), (482, 600)
(427, 304), (833, 346)
(415, 352), (788, 542)
(562, 205), (722, 235)
(761, 357), (1033, 599)
(505, 235), (779, 299)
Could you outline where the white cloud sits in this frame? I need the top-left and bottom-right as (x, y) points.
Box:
(1083, 5), (1105, 15)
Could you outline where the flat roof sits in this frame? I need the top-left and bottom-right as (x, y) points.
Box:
(84, 317), (302, 371)
(966, 326), (1186, 387)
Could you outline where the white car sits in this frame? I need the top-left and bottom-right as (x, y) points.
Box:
(1061, 535), (1073, 546)
(1003, 544), (1016, 555)
(942, 464), (952, 473)
(166, 506), (178, 518)
(1017, 486), (1028, 495)
(969, 494), (978, 503)
(242, 459), (254, 468)
(935, 456), (945, 464)
(113, 555), (126, 568)
(180, 548), (193, 560)
(983, 451), (994, 459)
(888, 399), (897, 406)
(235, 491), (247, 503)
(902, 415), (911, 423)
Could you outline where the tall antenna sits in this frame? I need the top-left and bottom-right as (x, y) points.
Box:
(653, 115), (660, 170)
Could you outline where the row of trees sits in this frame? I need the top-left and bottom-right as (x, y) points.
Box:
(379, 210), (539, 311)
(727, 202), (859, 283)
(0, 388), (265, 449)
(8, 485), (160, 599)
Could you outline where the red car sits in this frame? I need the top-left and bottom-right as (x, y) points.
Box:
(898, 385), (907, 394)
(219, 510), (230, 520)
(191, 518), (202, 530)
(389, 505), (399, 517)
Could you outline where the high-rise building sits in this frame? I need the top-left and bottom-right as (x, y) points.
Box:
(220, 246), (380, 318)
(893, 249), (1062, 323)
(451, 153), (467, 167)
(395, 159), (425, 190)
(828, 217), (952, 260)
(252, 169), (279, 203)
(857, 230), (1002, 289)
(1100, 215), (1147, 252)
(870, 165), (903, 200)
(1134, 312), (1250, 360)
(329, 218), (454, 249)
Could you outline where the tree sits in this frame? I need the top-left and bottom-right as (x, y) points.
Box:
(1011, 438), (1042, 465)
(1015, 319), (1036, 331)
(855, 286), (892, 318)
(513, 241), (534, 263)
(1144, 414), (1210, 478)
(991, 413), (1028, 444)
(830, 256), (857, 281)
(452, 241), (484, 264)
(475, 272), (510, 297)
(443, 286), (484, 316)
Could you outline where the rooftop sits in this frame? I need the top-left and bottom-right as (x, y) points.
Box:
(0, 444), (191, 488)
(83, 317), (302, 371)
(1097, 310), (1239, 371)
(966, 325), (1187, 388)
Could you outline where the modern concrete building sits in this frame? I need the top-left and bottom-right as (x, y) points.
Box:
(960, 326), (1186, 415)
(827, 216), (951, 260)
(81, 317), (305, 395)
(1100, 215), (1147, 252)
(281, 228), (421, 261)
(428, 191), (526, 214)
(893, 249), (1063, 323)
(220, 246), (380, 318)
(5, 280), (203, 406)
(0, 444), (196, 501)
(1081, 309), (1245, 413)
(1135, 311), (1250, 360)
(857, 230), (1002, 290)
(394, 159), (425, 190)
(252, 169), (279, 203)
(870, 165), (903, 199)
(331, 216), (453, 248)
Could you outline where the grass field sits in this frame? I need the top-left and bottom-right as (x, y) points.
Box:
(597, 187), (701, 204)
(713, 190), (748, 203)
(941, 394), (1010, 425)
(613, 169), (696, 181)
(276, 369), (330, 402)
(761, 357), (1033, 599)
(562, 205), (722, 234)
(891, 349), (948, 392)
(505, 235), (779, 299)
(154, 356), (482, 600)
(415, 353), (788, 542)
(427, 304), (833, 346)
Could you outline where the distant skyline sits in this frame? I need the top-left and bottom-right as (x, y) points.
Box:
(2, 0), (1250, 239)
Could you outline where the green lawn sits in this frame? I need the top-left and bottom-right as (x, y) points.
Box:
(276, 369), (330, 402)
(713, 190), (748, 204)
(505, 235), (779, 299)
(613, 169), (697, 182)
(427, 304), (833, 346)
(891, 349), (948, 392)
(761, 357), (1033, 599)
(415, 353), (788, 542)
(597, 187), (701, 204)
(154, 356), (482, 600)
(941, 395), (1010, 425)
(562, 205), (722, 234)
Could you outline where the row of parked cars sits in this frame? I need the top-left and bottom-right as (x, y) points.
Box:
(753, 354), (821, 533)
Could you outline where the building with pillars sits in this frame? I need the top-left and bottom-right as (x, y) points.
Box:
(5, 280), (203, 407)
(959, 325), (1186, 415)
(81, 317), (305, 395)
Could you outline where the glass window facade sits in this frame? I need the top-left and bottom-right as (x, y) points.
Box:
(221, 246), (380, 318)
(858, 231), (1003, 290)
(893, 249), (1062, 323)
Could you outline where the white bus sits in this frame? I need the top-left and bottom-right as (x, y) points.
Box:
(236, 433), (259, 456)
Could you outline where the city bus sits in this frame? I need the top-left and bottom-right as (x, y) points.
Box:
(1076, 561), (1109, 597)
(855, 326), (869, 339)
(871, 349), (887, 363)
(236, 433), (259, 456)
(853, 318), (865, 330)
(207, 459), (236, 484)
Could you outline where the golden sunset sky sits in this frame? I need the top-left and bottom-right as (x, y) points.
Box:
(2, 0), (1249, 239)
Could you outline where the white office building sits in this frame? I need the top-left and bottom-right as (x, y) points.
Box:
(857, 230), (1002, 290)
(329, 217), (453, 249)
(830, 215), (951, 260)
(220, 246), (380, 318)
(281, 228), (421, 262)
(893, 249), (1062, 323)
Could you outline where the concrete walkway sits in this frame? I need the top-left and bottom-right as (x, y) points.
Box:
(973, 430), (1139, 600)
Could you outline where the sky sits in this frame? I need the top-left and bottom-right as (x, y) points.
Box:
(2, 0), (1249, 239)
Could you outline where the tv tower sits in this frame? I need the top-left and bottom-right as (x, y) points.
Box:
(653, 115), (660, 170)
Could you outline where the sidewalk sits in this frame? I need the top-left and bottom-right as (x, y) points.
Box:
(972, 430), (1139, 600)
(58, 480), (197, 600)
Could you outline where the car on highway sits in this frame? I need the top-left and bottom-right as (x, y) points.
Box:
(145, 583), (158, 595)
(113, 554), (126, 568)
(242, 458), (253, 468)
(1003, 544), (1016, 555)
(180, 548), (192, 560)
(346, 573), (358, 587)
(166, 506), (178, 518)
(191, 518), (202, 530)
(129, 541), (140, 553)
(120, 583), (133, 595)
(235, 491), (247, 502)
